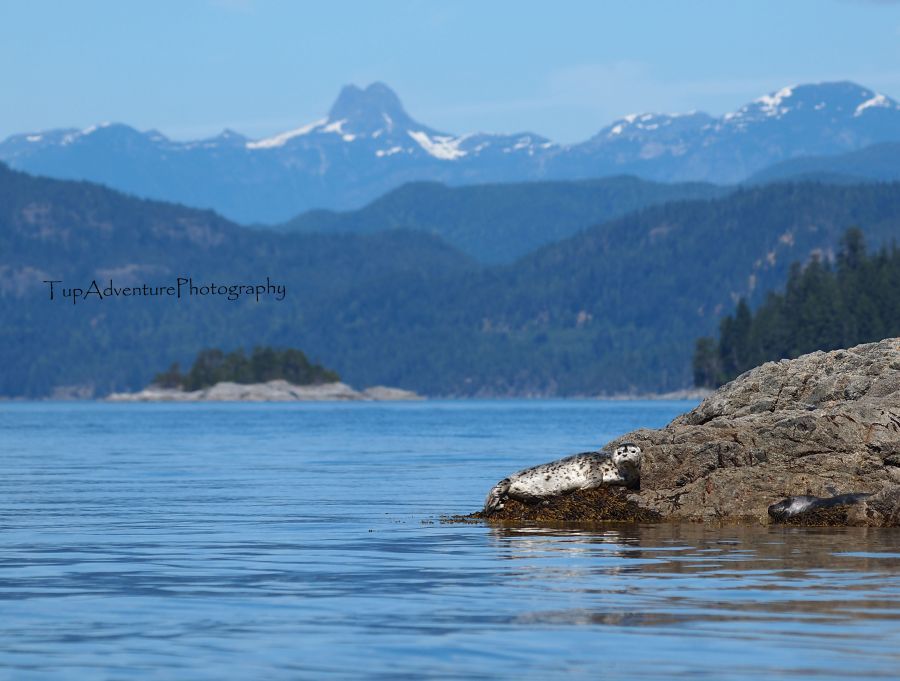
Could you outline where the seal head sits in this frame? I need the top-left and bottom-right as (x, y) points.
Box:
(612, 442), (641, 485)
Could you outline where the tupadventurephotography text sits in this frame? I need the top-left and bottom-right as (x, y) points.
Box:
(43, 277), (287, 305)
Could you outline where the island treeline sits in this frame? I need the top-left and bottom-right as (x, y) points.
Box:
(154, 347), (340, 391)
(693, 228), (900, 387)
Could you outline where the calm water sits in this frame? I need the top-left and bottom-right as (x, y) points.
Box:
(2, 401), (900, 680)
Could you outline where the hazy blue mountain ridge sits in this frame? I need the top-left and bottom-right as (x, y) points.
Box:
(3, 81), (899, 222)
(279, 177), (728, 263)
(747, 141), (900, 185)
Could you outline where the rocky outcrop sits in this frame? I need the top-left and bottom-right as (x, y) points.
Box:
(462, 338), (900, 527)
(106, 380), (423, 402)
(608, 338), (900, 525)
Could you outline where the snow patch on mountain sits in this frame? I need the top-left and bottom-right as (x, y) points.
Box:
(60, 122), (112, 145)
(504, 136), (539, 153)
(855, 93), (893, 116)
(375, 146), (404, 157)
(319, 119), (356, 142)
(407, 131), (468, 160)
(5, 80), (900, 222)
(755, 86), (795, 116)
(246, 118), (327, 149)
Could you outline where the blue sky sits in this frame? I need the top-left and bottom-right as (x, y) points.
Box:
(2, 0), (899, 143)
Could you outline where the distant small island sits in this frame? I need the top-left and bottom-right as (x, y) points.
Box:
(106, 347), (422, 402)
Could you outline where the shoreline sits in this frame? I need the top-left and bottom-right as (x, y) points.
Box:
(105, 380), (423, 402)
(1, 391), (710, 403)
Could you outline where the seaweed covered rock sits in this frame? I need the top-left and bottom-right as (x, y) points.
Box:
(615, 338), (900, 525)
(462, 487), (661, 524)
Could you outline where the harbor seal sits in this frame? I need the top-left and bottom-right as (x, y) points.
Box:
(483, 443), (642, 513)
(768, 491), (872, 520)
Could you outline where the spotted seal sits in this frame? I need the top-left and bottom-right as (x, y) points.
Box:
(483, 443), (642, 513)
(767, 491), (872, 520)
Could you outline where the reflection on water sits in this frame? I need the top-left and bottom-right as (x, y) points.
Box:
(473, 524), (900, 679)
(488, 523), (900, 622)
(1, 401), (899, 679)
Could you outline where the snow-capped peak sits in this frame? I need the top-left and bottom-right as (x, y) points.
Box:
(327, 82), (416, 136)
(245, 83), (432, 150)
(722, 85), (798, 125)
(239, 83), (549, 160)
(602, 111), (710, 139)
(606, 113), (654, 136)
(723, 82), (900, 126)
(61, 121), (113, 145)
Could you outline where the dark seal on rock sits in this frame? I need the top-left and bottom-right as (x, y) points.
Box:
(768, 492), (872, 520)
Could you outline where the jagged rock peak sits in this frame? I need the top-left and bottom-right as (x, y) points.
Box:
(327, 82), (417, 134)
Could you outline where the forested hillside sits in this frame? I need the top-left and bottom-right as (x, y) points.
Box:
(279, 177), (726, 263)
(4, 163), (900, 397)
(693, 228), (900, 387)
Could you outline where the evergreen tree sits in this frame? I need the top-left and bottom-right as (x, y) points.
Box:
(692, 337), (721, 388)
(174, 347), (339, 390)
(152, 362), (183, 388)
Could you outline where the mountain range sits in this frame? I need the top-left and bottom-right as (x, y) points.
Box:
(5, 162), (900, 398)
(278, 177), (728, 263)
(2, 81), (899, 222)
(747, 141), (900, 185)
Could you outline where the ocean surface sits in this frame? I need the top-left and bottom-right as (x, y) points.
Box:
(2, 400), (900, 680)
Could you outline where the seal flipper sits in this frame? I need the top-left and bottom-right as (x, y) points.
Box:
(484, 478), (511, 513)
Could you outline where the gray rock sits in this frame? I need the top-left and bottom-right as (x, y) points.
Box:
(611, 338), (900, 525)
(106, 380), (423, 402)
(361, 386), (424, 401)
